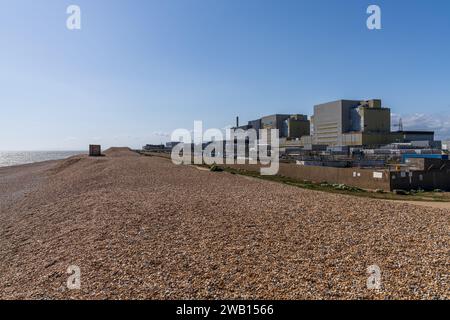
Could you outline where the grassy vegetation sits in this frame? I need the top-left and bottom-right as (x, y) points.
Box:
(215, 166), (450, 203)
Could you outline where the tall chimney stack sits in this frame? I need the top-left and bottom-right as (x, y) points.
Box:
(236, 116), (239, 128)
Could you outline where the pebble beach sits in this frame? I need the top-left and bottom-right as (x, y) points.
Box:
(0, 148), (448, 299)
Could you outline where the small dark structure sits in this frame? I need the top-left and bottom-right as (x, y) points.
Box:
(143, 144), (165, 151)
(89, 145), (102, 157)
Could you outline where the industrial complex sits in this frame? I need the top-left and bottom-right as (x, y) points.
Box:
(145, 99), (450, 192)
(235, 99), (438, 150)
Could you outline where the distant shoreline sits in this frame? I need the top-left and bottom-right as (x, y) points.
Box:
(0, 158), (62, 170)
(0, 151), (86, 169)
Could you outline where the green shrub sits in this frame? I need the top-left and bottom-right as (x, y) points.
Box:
(393, 189), (409, 195)
(209, 164), (223, 172)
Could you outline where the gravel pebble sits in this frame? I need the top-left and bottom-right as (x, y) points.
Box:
(0, 148), (448, 300)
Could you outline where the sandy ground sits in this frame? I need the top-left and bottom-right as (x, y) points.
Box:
(0, 148), (448, 300)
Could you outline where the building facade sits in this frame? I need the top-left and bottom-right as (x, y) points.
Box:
(309, 99), (392, 147)
(300, 99), (437, 148)
(238, 114), (310, 140)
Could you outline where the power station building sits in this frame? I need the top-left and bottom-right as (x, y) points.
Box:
(233, 99), (436, 150)
(261, 114), (310, 138)
(300, 99), (435, 148)
(303, 99), (391, 147)
(236, 114), (310, 139)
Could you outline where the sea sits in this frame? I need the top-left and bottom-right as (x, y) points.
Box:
(0, 151), (86, 168)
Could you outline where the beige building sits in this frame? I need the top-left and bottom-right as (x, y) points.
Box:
(303, 99), (400, 147)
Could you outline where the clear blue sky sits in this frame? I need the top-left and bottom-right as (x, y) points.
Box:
(1, 0), (450, 150)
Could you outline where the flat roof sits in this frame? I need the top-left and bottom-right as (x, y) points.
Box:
(397, 131), (435, 134)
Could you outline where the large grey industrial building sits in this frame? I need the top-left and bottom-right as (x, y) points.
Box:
(299, 99), (435, 149)
(306, 99), (390, 146)
(235, 114), (310, 139)
(234, 99), (436, 150)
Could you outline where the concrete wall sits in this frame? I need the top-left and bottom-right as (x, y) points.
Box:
(223, 162), (392, 191)
(145, 152), (392, 191)
(228, 162), (450, 191)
